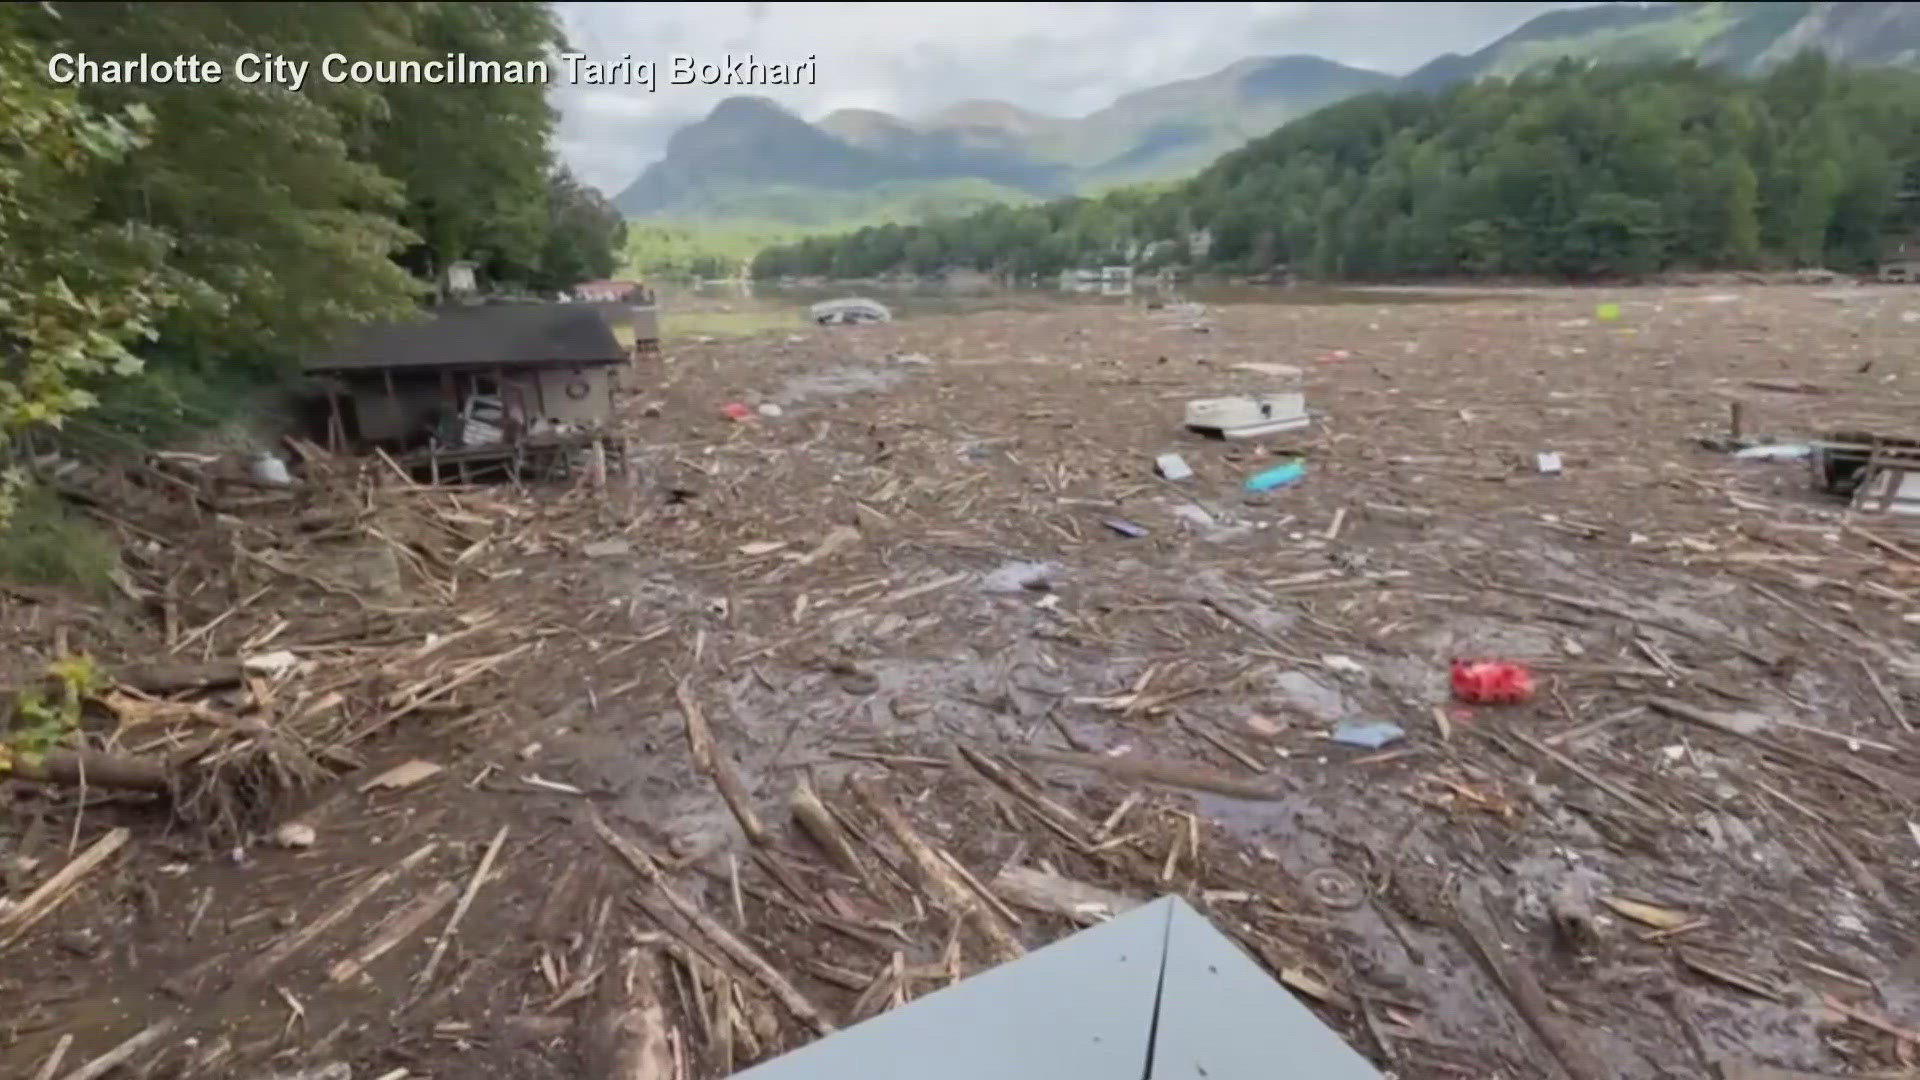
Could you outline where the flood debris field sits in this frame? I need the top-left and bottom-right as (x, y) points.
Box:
(6, 285), (1920, 1079)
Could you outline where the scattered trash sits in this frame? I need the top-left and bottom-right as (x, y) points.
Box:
(1232, 362), (1302, 377)
(1732, 443), (1812, 461)
(982, 560), (1059, 594)
(250, 452), (291, 487)
(242, 650), (301, 676)
(271, 823), (316, 849)
(890, 351), (933, 366)
(582, 539), (633, 559)
(1244, 460), (1306, 493)
(721, 402), (753, 421)
(1320, 655), (1365, 676)
(1331, 720), (1404, 749)
(1304, 866), (1364, 910)
(809, 297), (892, 325)
(757, 402), (784, 418)
(1450, 660), (1536, 705)
(1171, 504), (1218, 529)
(1595, 302), (1621, 322)
(1186, 392), (1309, 439)
(1154, 453), (1193, 481)
(1104, 518), (1149, 539)
(1536, 451), (1563, 475)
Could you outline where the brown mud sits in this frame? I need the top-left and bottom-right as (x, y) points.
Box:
(4, 284), (1920, 1079)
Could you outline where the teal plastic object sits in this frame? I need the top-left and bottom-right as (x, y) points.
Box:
(1245, 460), (1305, 493)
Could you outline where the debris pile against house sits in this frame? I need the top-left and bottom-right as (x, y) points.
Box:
(809, 297), (892, 325)
(11, 285), (1920, 1080)
(301, 302), (635, 481)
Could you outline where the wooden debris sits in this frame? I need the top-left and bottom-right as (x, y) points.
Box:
(990, 865), (1140, 924)
(789, 775), (868, 881)
(590, 814), (833, 1036)
(360, 759), (445, 793)
(1601, 896), (1692, 931)
(675, 679), (714, 773)
(416, 826), (508, 991)
(590, 948), (674, 1080)
(677, 680), (765, 844)
(8, 752), (170, 794)
(957, 745), (1095, 844)
(116, 660), (243, 695)
(848, 776), (1024, 963)
(0, 828), (130, 948)
(1679, 950), (1785, 1002)
(328, 881), (459, 982)
(1453, 882), (1612, 1080)
(1010, 745), (1284, 800)
(243, 843), (437, 984)
(57, 1018), (178, 1080)
(31, 1034), (72, 1080)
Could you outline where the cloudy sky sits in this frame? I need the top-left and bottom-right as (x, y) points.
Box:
(552, 1), (1594, 196)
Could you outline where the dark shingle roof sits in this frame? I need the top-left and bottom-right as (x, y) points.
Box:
(305, 303), (626, 375)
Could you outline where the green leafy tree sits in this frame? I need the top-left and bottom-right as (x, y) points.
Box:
(0, 20), (170, 518)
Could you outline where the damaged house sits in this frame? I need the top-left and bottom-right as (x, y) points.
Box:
(302, 303), (630, 480)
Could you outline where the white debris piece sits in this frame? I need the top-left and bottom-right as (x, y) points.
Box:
(809, 297), (892, 325)
(1184, 393), (1309, 439)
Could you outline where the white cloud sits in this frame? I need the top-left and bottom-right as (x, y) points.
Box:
(550, 1), (1594, 196)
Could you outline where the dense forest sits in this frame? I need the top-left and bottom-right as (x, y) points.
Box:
(752, 56), (1920, 282)
(0, 2), (624, 486)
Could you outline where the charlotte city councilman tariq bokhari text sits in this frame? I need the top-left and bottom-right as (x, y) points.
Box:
(45, 50), (818, 90)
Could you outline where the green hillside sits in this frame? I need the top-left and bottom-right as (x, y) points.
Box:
(753, 56), (1920, 282)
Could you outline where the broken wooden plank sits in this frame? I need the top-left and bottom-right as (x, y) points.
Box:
(0, 828), (131, 948)
(329, 881), (459, 983)
(1011, 746), (1284, 800)
(990, 865), (1140, 924)
(789, 776), (867, 881)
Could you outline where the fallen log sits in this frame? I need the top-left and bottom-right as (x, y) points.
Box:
(590, 948), (674, 1080)
(10, 750), (172, 793)
(117, 660), (244, 695)
(990, 865), (1140, 924)
(789, 775), (867, 881)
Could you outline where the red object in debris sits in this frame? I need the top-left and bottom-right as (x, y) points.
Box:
(1450, 659), (1536, 705)
(721, 402), (753, 421)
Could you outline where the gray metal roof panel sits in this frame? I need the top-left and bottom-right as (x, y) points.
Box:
(732, 897), (1172, 1080)
(1149, 896), (1382, 1079)
(730, 895), (1384, 1080)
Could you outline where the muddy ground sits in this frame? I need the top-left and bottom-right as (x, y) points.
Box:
(4, 284), (1920, 1080)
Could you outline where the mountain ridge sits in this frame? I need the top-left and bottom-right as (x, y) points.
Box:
(614, 1), (1920, 225)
